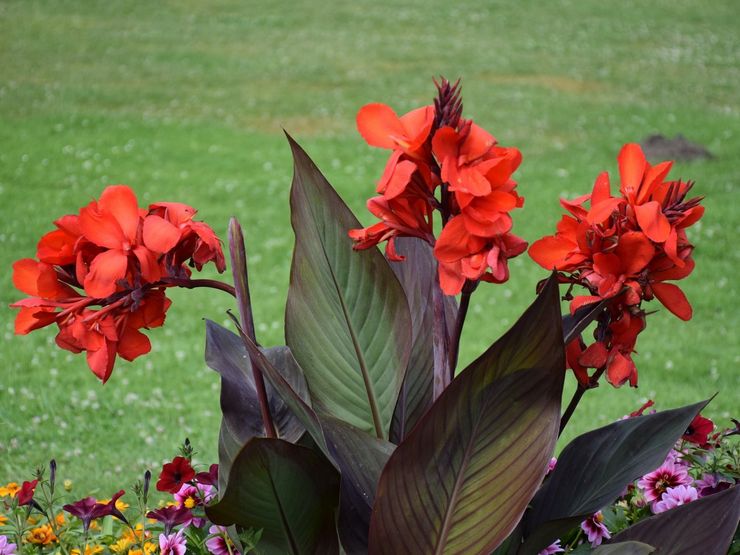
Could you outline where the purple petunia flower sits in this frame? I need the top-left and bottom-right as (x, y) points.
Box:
(537, 539), (564, 555)
(159, 529), (187, 555)
(206, 525), (241, 555)
(695, 473), (733, 497)
(653, 485), (698, 513)
(580, 511), (611, 547)
(0, 535), (18, 555)
(146, 505), (192, 535)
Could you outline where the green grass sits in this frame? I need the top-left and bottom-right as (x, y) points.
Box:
(1, 0), (738, 493)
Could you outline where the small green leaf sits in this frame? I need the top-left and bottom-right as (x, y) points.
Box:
(206, 438), (340, 555)
(284, 135), (412, 439)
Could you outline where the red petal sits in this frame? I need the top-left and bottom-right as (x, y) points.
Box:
(97, 185), (141, 244)
(587, 197), (623, 225)
(434, 217), (475, 262)
(634, 201), (671, 243)
(37, 229), (77, 265)
(569, 295), (602, 314)
(528, 236), (576, 270)
(438, 261), (465, 296)
(356, 103), (406, 149)
(399, 106), (434, 152)
(590, 172), (611, 206)
(83, 250), (129, 298)
(637, 161), (672, 204)
(460, 122), (495, 162)
(651, 282), (692, 321)
(593, 252), (622, 277)
(615, 231), (655, 275)
(79, 202), (125, 249)
(618, 143), (647, 200)
(650, 258), (695, 281)
(579, 341), (609, 368)
(13, 258), (44, 297)
(606, 351), (634, 387)
(14, 307), (58, 334)
(133, 246), (162, 283)
(143, 215), (182, 253)
(431, 126), (460, 163)
(117, 326), (152, 361)
(87, 341), (117, 383)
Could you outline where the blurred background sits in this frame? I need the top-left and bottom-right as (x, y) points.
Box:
(1, 0), (737, 493)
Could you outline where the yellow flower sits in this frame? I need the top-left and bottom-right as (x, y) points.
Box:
(27, 515), (39, 525)
(55, 512), (66, 527)
(0, 514), (8, 526)
(89, 520), (100, 531)
(98, 497), (130, 512)
(63, 479), (73, 492)
(0, 482), (20, 497)
(71, 545), (104, 555)
(26, 524), (57, 545)
(129, 542), (158, 555)
(110, 538), (132, 553)
(183, 496), (197, 509)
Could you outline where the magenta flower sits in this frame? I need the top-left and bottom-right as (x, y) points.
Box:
(580, 511), (611, 547)
(653, 484), (698, 513)
(174, 482), (215, 508)
(637, 460), (691, 505)
(63, 490), (128, 533)
(0, 535), (17, 555)
(159, 529), (187, 555)
(146, 506), (193, 535)
(195, 464), (219, 488)
(537, 539), (564, 555)
(546, 457), (557, 475)
(206, 525), (240, 555)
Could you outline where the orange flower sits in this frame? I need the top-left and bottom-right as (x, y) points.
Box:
(26, 524), (57, 545)
(11, 185), (226, 382)
(0, 482), (20, 497)
(351, 78), (526, 294)
(529, 143), (703, 387)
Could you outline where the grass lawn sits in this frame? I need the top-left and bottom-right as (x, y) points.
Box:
(1, 0), (738, 494)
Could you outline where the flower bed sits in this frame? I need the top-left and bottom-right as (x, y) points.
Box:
(6, 79), (739, 554)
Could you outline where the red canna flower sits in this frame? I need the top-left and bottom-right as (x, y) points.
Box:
(350, 78), (526, 295)
(529, 143), (703, 388)
(11, 185), (226, 382)
(156, 457), (195, 494)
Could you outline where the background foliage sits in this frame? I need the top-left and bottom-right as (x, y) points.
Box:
(1, 0), (737, 491)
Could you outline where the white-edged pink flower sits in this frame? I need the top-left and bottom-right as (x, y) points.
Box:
(174, 482), (215, 507)
(653, 485), (698, 513)
(206, 525), (240, 555)
(637, 460), (691, 505)
(159, 529), (187, 555)
(0, 535), (18, 555)
(537, 539), (564, 555)
(580, 511), (611, 547)
(547, 457), (557, 475)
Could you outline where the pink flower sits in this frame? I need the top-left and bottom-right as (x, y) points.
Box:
(653, 484), (698, 513)
(537, 539), (564, 555)
(547, 457), (557, 475)
(0, 535), (18, 555)
(206, 526), (240, 555)
(174, 482), (215, 508)
(580, 511), (611, 547)
(637, 460), (691, 505)
(159, 529), (187, 555)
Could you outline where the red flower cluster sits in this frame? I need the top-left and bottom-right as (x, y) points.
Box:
(530, 144), (704, 387)
(156, 456), (196, 494)
(349, 79), (526, 295)
(11, 185), (225, 382)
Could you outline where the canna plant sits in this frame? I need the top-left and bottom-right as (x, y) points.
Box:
(10, 79), (739, 554)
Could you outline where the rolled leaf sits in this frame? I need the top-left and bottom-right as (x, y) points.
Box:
(285, 135), (412, 439)
(368, 274), (565, 554)
(521, 399), (709, 554)
(205, 320), (311, 486)
(562, 297), (609, 345)
(206, 437), (340, 555)
(388, 237), (457, 443)
(607, 486), (739, 555)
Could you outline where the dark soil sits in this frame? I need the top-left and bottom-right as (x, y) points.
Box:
(640, 134), (713, 162)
